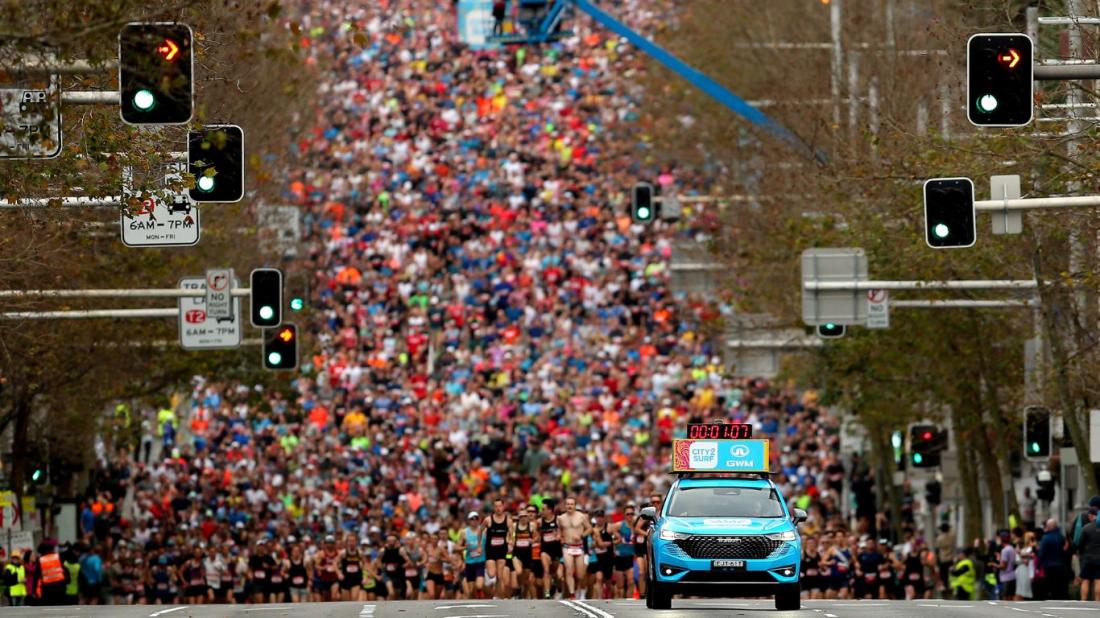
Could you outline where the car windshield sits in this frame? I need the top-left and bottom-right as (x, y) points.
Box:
(666, 486), (785, 518)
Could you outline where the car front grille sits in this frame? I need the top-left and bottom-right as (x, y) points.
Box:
(673, 535), (783, 559)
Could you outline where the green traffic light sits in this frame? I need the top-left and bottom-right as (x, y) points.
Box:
(912, 453), (923, 465)
(267, 351), (283, 366)
(133, 89), (156, 111)
(258, 305), (275, 321)
(197, 175), (216, 192)
(31, 469), (43, 482)
(933, 223), (950, 239)
(976, 94), (999, 113)
(637, 206), (651, 220)
(1030, 442), (1040, 453)
(290, 297), (305, 312)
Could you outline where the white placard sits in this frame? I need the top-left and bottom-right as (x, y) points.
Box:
(179, 277), (241, 350)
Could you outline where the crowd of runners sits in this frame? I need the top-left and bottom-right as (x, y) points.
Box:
(1, 0), (862, 607)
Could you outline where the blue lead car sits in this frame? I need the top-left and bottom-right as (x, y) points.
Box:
(641, 439), (807, 611)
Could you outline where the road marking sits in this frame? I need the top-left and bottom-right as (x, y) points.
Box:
(149, 608), (186, 618)
(435, 605), (499, 610)
(1042, 609), (1100, 612)
(573, 599), (615, 618)
(442, 615), (508, 618)
(243, 608), (292, 612)
(561, 600), (600, 618)
(1011, 609), (1033, 613)
(360, 605), (376, 617)
(824, 614), (838, 618)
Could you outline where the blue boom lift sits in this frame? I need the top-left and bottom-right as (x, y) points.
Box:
(484, 0), (825, 163)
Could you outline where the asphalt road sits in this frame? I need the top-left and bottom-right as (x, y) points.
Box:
(3, 599), (1100, 618)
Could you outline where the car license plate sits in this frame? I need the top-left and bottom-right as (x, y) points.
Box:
(712, 560), (745, 569)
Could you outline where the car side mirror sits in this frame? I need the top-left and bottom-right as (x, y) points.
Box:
(793, 508), (808, 524)
(639, 506), (657, 521)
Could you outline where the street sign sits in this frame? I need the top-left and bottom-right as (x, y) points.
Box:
(256, 205), (301, 258)
(990, 174), (1022, 235)
(178, 276), (241, 350)
(205, 268), (233, 320)
(866, 289), (890, 329)
(801, 248), (868, 326)
(120, 162), (200, 247)
(0, 47), (61, 159)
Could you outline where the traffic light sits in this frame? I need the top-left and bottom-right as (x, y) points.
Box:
(31, 466), (46, 485)
(188, 125), (244, 202)
(967, 33), (1034, 127)
(891, 430), (906, 471)
(1024, 405), (1051, 459)
(119, 23), (193, 125)
(289, 296), (305, 312)
(631, 182), (655, 223)
(250, 268), (283, 328)
(923, 177), (976, 249)
(263, 324), (298, 371)
(910, 424), (945, 468)
(817, 323), (845, 338)
(925, 479), (942, 506)
(1036, 469), (1055, 502)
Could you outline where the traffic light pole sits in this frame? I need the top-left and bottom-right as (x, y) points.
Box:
(0, 288), (251, 299)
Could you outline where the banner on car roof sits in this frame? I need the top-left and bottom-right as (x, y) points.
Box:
(672, 439), (770, 473)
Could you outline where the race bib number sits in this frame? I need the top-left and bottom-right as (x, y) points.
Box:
(516, 539), (531, 548)
(908, 573), (921, 581)
(543, 533), (558, 542)
(404, 568), (417, 577)
(878, 572), (890, 580)
(566, 546), (585, 556)
(254, 570), (266, 579)
(864, 574), (877, 582)
(491, 538), (505, 546)
(190, 578), (203, 586)
(385, 564), (396, 572)
(806, 569), (818, 576)
(271, 575), (283, 584)
(292, 576), (305, 585)
(347, 564), (359, 573)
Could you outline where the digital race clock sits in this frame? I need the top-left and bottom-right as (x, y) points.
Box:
(686, 423), (752, 440)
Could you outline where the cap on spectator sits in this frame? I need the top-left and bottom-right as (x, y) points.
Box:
(468, 511), (479, 520)
(1089, 495), (1100, 508)
(325, 534), (336, 543)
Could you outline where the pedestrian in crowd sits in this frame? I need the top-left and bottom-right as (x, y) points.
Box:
(492, 0), (507, 36)
(1015, 530), (1036, 600)
(1039, 517), (1068, 600)
(1076, 506), (1100, 601)
(935, 523), (955, 596)
(950, 547), (978, 601)
(997, 530), (1018, 600)
(3, 552), (27, 606)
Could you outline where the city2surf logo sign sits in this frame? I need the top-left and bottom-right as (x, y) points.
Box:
(672, 439), (770, 473)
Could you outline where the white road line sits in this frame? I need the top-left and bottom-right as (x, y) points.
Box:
(1011, 608), (1034, 613)
(149, 608), (186, 618)
(561, 600), (600, 618)
(824, 614), (838, 618)
(442, 615), (508, 618)
(435, 605), (499, 610)
(359, 605), (376, 617)
(243, 608), (292, 612)
(1042, 609), (1100, 612)
(573, 599), (616, 618)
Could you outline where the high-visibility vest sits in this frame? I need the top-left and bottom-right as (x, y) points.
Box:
(5, 564), (25, 597)
(63, 561), (80, 596)
(39, 553), (64, 585)
(949, 557), (976, 599)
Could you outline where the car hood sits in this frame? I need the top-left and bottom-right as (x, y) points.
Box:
(660, 516), (792, 534)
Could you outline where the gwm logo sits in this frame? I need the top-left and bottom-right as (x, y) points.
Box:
(688, 441), (718, 469)
(731, 445), (750, 458)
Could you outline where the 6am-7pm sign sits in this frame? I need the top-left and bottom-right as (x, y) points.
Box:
(178, 277), (240, 350)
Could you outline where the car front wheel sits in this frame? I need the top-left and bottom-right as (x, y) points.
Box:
(774, 583), (800, 610)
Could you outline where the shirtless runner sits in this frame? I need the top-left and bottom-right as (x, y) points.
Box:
(557, 496), (593, 600)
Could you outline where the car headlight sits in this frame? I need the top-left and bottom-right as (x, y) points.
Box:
(766, 531), (798, 542)
(659, 529), (691, 541)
